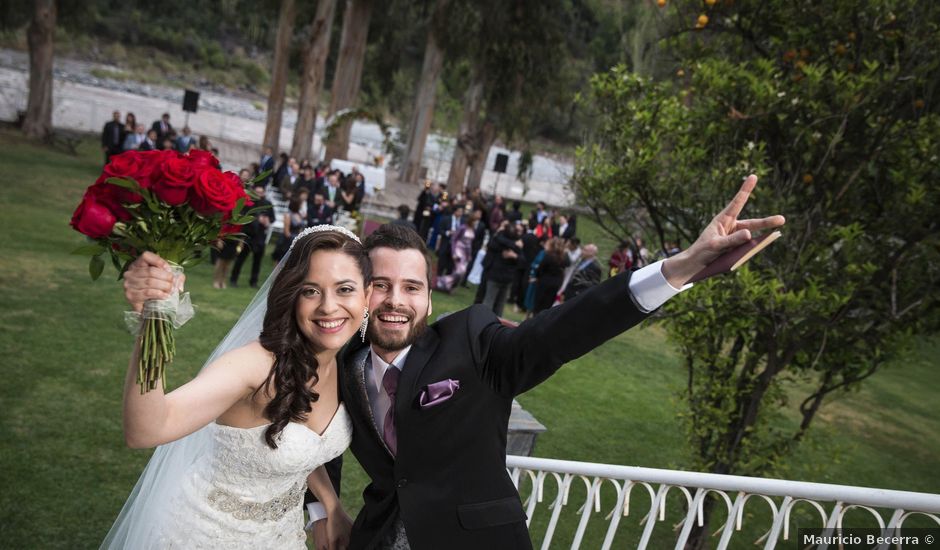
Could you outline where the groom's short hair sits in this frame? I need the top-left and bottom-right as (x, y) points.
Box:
(363, 223), (432, 286)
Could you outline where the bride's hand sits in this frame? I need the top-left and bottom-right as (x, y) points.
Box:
(324, 506), (352, 550)
(123, 252), (186, 312)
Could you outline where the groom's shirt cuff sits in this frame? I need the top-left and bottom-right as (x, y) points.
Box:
(305, 502), (327, 529)
(628, 260), (692, 313)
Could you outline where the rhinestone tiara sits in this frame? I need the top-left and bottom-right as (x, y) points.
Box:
(288, 224), (361, 254)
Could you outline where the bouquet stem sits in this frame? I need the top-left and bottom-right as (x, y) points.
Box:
(136, 264), (184, 394)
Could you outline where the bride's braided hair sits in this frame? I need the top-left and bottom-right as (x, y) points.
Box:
(256, 230), (370, 449)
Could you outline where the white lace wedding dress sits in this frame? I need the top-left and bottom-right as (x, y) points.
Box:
(151, 405), (351, 549)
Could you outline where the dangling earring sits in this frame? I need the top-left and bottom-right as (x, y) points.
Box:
(360, 307), (369, 342)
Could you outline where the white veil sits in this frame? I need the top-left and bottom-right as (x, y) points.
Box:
(100, 224), (360, 549)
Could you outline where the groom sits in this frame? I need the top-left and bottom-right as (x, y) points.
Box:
(311, 176), (784, 549)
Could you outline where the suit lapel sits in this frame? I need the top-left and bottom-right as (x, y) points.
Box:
(342, 343), (390, 453)
(396, 327), (440, 418)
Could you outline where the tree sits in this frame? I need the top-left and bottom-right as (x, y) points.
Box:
(290, 0), (338, 161)
(324, 0), (374, 161)
(262, 0), (297, 154)
(398, 0), (449, 186)
(575, 1), (939, 547)
(23, 0), (56, 140)
(444, 0), (569, 194)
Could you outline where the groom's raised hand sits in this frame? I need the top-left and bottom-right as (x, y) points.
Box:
(661, 175), (786, 288)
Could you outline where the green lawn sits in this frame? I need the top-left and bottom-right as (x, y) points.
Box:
(0, 129), (937, 548)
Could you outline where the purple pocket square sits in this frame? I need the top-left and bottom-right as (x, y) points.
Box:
(419, 379), (461, 409)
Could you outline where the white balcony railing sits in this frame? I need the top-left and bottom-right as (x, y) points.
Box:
(506, 455), (940, 550)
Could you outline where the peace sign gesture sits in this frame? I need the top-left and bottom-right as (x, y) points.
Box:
(662, 175), (786, 287)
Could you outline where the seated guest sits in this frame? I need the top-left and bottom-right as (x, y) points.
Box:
(176, 126), (195, 153)
(139, 129), (158, 151)
(307, 193), (334, 227)
(123, 123), (146, 152)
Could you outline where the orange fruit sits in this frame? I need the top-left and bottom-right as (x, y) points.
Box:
(803, 173), (813, 184)
(914, 99), (925, 109)
(696, 14), (709, 27)
(657, 0), (666, 6)
(834, 43), (847, 56)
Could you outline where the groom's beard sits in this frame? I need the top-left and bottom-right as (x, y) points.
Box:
(367, 306), (428, 352)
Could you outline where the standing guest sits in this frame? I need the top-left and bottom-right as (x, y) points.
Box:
(482, 221), (523, 317)
(272, 195), (307, 263)
(426, 196), (450, 251)
(523, 239), (548, 317)
(138, 129), (158, 151)
(308, 193), (334, 227)
(272, 153), (290, 187)
(488, 195), (505, 235)
(435, 205), (464, 277)
(535, 215), (554, 240)
(414, 181), (439, 240)
(197, 135), (212, 151)
(515, 221), (541, 311)
(461, 209), (487, 288)
(351, 171), (367, 212)
(533, 237), (570, 314)
(336, 175), (358, 213)
(122, 123), (146, 152)
(528, 201), (548, 228)
(322, 170), (341, 208)
(563, 244), (603, 301)
(176, 126), (195, 153)
(151, 113), (173, 144)
(101, 110), (126, 163)
(433, 213), (476, 293)
(634, 237), (650, 268)
(608, 240), (633, 277)
(123, 112), (137, 144)
(390, 204), (417, 232)
(557, 214), (577, 240)
(558, 237), (583, 298)
(212, 237), (239, 289)
(506, 200), (523, 224)
(230, 182), (273, 289)
(259, 146), (275, 185)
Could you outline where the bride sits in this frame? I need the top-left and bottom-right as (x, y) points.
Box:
(102, 226), (369, 549)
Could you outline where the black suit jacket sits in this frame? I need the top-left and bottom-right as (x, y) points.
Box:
(337, 271), (648, 549)
(151, 120), (173, 142)
(101, 121), (125, 153)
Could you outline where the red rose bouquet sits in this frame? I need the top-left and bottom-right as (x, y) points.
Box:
(71, 149), (256, 393)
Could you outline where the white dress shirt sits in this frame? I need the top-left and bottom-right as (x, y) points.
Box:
(306, 261), (688, 526)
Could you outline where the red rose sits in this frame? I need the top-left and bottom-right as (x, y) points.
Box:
(187, 149), (220, 171)
(189, 169), (240, 215)
(70, 190), (117, 238)
(100, 150), (158, 203)
(152, 156), (196, 205)
(85, 182), (132, 221)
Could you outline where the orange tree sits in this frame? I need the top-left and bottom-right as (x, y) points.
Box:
(574, 1), (939, 545)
